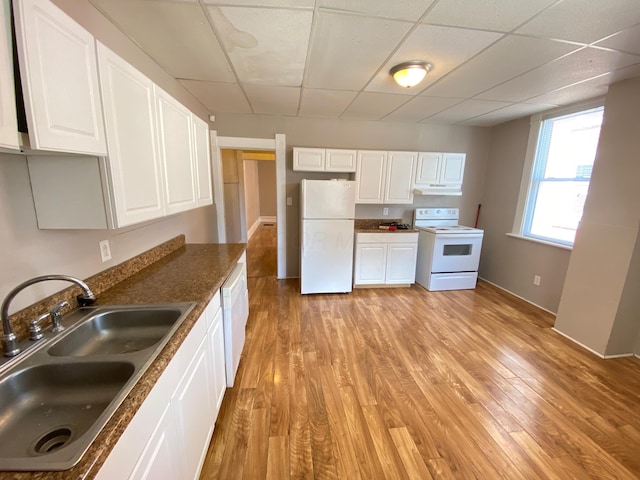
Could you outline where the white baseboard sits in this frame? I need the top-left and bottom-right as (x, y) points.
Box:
(478, 277), (557, 315)
(247, 216), (278, 240)
(551, 327), (637, 359)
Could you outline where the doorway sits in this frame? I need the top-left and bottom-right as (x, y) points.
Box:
(211, 133), (287, 278)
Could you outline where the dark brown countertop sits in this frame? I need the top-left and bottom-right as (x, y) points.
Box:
(0, 241), (246, 480)
(354, 218), (418, 233)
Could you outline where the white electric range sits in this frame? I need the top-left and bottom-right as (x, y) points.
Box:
(413, 208), (484, 291)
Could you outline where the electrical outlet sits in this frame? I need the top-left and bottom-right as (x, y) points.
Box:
(533, 275), (541, 286)
(99, 240), (112, 262)
(383, 207), (389, 216)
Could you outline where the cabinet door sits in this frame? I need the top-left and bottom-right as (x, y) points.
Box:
(129, 403), (182, 480)
(326, 149), (356, 172)
(172, 337), (213, 480)
(386, 243), (418, 284)
(441, 153), (466, 185)
(97, 43), (165, 227)
(192, 114), (213, 207)
(293, 147), (325, 171)
(385, 151), (417, 204)
(355, 150), (387, 204)
(208, 306), (226, 415)
(354, 243), (387, 285)
(415, 152), (442, 185)
(13, 0), (107, 155)
(0, 0), (19, 150)
(155, 86), (197, 216)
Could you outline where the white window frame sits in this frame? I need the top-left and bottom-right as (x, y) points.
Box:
(511, 98), (604, 249)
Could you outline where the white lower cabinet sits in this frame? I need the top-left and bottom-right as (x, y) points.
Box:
(354, 232), (419, 286)
(96, 292), (225, 480)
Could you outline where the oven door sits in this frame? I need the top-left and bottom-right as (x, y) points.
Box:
(431, 233), (483, 273)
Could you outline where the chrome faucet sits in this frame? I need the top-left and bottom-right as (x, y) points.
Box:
(1, 275), (96, 357)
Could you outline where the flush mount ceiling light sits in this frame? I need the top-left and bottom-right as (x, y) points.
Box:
(389, 61), (432, 88)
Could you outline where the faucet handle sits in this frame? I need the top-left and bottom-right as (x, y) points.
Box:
(50, 301), (69, 333)
(29, 312), (51, 341)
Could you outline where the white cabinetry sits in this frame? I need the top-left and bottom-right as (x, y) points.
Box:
(354, 232), (419, 287)
(355, 150), (416, 204)
(13, 0), (107, 155)
(97, 42), (164, 227)
(414, 152), (465, 195)
(293, 147), (356, 172)
(193, 115), (213, 207)
(155, 86), (197, 216)
(355, 150), (387, 203)
(0, 0), (19, 151)
(96, 292), (226, 480)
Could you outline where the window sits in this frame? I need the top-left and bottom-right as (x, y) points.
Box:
(518, 105), (604, 247)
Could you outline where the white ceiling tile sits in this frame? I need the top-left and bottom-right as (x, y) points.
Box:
(243, 85), (300, 115)
(423, 0), (557, 32)
(596, 25), (640, 56)
(341, 92), (412, 120)
(298, 89), (358, 117)
(208, 7), (312, 86)
(383, 96), (463, 122)
(366, 25), (504, 94)
(305, 11), (413, 90)
(423, 35), (579, 98)
(317, 0), (435, 21)
(516, 0), (640, 44)
(423, 99), (512, 123)
(458, 102), (557, 126)
(91, 0), (234, 82)
(476, 47), (640, 102)
(179, 80), (252, 113)
(525, 76), (611, 105)
(204, 0), (314, 7)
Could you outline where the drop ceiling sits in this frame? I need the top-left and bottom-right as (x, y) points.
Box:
(88, 0), (640, 127)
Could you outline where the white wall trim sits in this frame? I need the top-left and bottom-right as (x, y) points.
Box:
(552, 328), (635, 359)
(275, 134), (287, 279)
(505, 233), (573, 251)
(210, 131), (226, 243)
(479, 277), (557, 315)
(247, 216), (277, 240)
(260, 216), (276, 223)
(217, 137), (275, 150)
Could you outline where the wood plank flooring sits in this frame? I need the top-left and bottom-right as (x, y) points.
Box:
(200, 224), (640, 479)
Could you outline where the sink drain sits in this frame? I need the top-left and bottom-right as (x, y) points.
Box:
(33, 427), (73, 454)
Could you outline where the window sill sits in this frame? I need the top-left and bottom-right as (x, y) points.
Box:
(505, 233), (573, 251)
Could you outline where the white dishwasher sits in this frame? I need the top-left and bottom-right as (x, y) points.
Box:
(221, 252), (249, 387)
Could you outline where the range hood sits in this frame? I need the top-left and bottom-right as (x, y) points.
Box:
(413, 185), (462, 196)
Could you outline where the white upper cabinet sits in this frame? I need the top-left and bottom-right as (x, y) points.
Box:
(326, 149), (356, 172)
(293, 147), (324, 171)
(293, 147), (356, 172)
(0, 0), (19, 151)
(415, 152), (466, 195)
(13, 0), (107, 155)
(155, 86), (197, 216)
(385, 151), (417, 204)
(97, 42), (165, 227)
(355, 150), (387, 203)
(192, 114), (213, 207)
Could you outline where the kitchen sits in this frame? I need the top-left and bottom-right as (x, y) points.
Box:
(1, 0), (640, 478)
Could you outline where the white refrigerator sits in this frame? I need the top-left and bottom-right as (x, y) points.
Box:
(300, 179), (356, 294)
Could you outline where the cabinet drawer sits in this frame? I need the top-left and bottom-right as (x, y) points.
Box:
(357, 232), (418, 243)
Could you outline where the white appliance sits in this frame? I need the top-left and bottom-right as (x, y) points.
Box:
(221, 252), (249, 386)
(300, 179), (356, 294)
(413, 208), (484, 291)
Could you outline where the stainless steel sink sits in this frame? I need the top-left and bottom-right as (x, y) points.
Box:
(48, 308), (183, 357)
(0, 302), (195, 471)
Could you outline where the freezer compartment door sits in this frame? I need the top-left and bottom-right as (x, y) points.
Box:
(301, 219), (354, 294)
(301, 180), (356, 219)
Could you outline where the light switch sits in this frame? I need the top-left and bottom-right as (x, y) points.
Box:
(286, 197), (293, 206)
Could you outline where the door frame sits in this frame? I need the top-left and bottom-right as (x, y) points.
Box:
(211, 132), (286, 279)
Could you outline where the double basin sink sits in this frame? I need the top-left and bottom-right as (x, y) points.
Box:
(0, 302), (195, 471)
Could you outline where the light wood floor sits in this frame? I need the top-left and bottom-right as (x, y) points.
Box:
(200, 225), (640, 479)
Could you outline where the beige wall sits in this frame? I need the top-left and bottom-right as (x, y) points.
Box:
(243, 160), (261, 232)
(554, 77), (640, 356)
(478, 117), (571, 312)
(258, 161), (276, 217)
(211, 114), (492, 277)
(0, 153), (217, 313)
